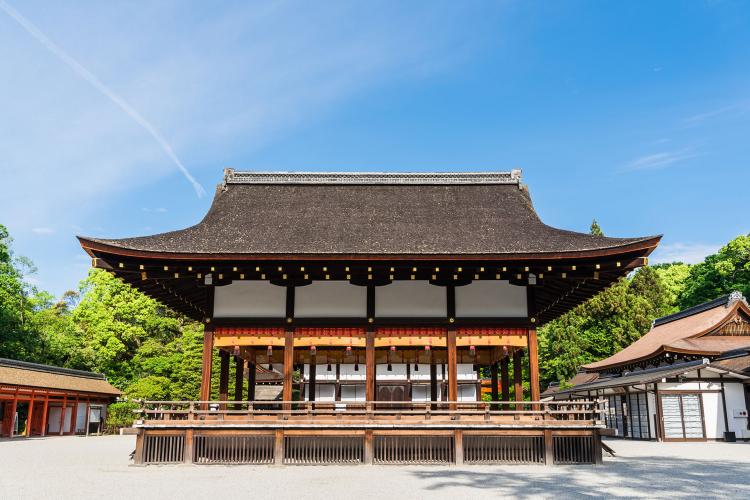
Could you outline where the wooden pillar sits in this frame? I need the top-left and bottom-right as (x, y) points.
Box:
(234, 355), (244, 409)
(308, 359), (317, 402)
(501, 356), (510, 401)
(199, 326), (214, 404)
(365, 330), (375, 402)
(247, 360), (256, 401)
(364, 430), (374, 464)
(68, 396), (79, 435)
(40, 395), (49, 437)
(84, 400), (90, 436)
(184, 428), (194, 464)
(528, 328), (540, 402)
(59, 395), (67, 435)
(544, 429), (554, 466)
(429, 362), (438, 405)
(490, 362), (499, 402)
(26, 397), (35, 437)
(9, 396), (18, 438)
(282, 330), (294, 402)
(447, 330), (458, 403)
(454, 429), (464, 465)
(219, 350), (230, 403)
(274, 429), (284, 465)
(513, 349), (523, 404)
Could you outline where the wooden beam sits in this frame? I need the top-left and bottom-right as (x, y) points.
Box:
(528, 328), (540, 402)
(199, 326), (214, 405)
(282, 330), (294, 402)
(447, 329), (458, 403)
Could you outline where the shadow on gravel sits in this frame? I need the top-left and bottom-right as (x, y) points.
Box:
(409, 456), (750, 498)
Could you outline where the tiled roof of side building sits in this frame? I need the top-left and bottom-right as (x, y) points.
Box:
(78, 170), (660, 257)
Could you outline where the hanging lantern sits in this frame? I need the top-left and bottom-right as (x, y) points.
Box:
(469, 345), (476, 356)
(424, 345), (431, 351)
(310, 345), (317, 354)
(346, 345), (352, 355)
(233, 345), (240, 356)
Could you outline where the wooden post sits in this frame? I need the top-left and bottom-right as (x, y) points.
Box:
(247, 360), (256, 401)
(544, 429), (554, 465)
(528, 328), (540, 402)
(364, 430), (374, 464)
(84, 400), (90, 436)
(454, 429), (464, 465)
(274, 429), (284, 465)
(59, 395), (67, 435)
(501, 356), (510, 401)
(9, 396), (18, 438)
(234, 355), (244, 409)
(429, 362), (438, 408)
(199, 327), (214, 406)
(365, 330), (375, 402)
(593, 428), (603, 465)
(513, 349), (523, 406)
(308, 359), (317, 402)
(219, 350), (230, 405)
(282, 330), (294, 403)
(447, 329), (458, 403)
(134, 429), (145, 465)
(184, 428), (194, 464)
(26, 397), (35, 437)
(40, 395), (49, 437)
(490, 362), (499, 402)
(69, 396), (79, 435)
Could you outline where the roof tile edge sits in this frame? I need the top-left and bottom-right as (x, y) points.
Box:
(222, 168), (522, 186)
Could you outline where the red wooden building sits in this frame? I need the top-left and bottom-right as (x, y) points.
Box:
(0, 358), (121, 438)
(78, 169), (659, 465)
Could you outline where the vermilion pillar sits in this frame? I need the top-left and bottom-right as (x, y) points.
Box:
(528, 328), (540, 401)
(219, 350), (230, 403)
(447, 330), (458, 402)
(513, 349), (523, 403)
(500, 355), (510, 401)
(365, 331), (375, 401)
(282, 330), (294, 402)
(234, 355), (244, 409)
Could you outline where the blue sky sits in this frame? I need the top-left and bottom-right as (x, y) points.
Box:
(1, 0), (749, 297)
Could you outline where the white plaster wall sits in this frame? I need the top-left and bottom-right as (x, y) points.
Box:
(647, 391), (658, 439)
(340, 384), (366, 402)
(724, 383), (750, 438)
(213, 281), (286, 317)
(376, 281), (446, 317)
(376, 363), (408, 380)
(455, 281), (528, 317)
(75, 402), (87, 433)
(412, 384), (430, 402)
(458, 384), (477, 401)
(457, 363), (478, 381)
(410, 364), (431, 381)
(295, 282), (366, 317)
(339, 364), (366, 381)
(702, 392), (723, 439)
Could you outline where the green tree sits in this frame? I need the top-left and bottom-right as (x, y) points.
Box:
(678, 235), (750, 308)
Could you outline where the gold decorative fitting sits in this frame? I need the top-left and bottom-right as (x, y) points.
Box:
(502, 266), (507, 272)
(449, 318), (455, 323)
(205, 318), (211, 324)
(216, 273), (222, 280)
(562, 272), (567, 278)
(141, 272), (147, 280)
(345, 267), (349, 272)
(277, 266), (283, 272)
(188, 266), (193, 271)
(323, 266), (328, 272)
(547, 266), (552, 272)
(92, 258), (98, 267)
(282, 274), (287, 279)
(616, 261), (621, 267)
(524, 266), (529, 272)
(240, 274), (245, 279)
(530, 317), (536, 323)
(164, 265), (169, 271)
(595, 264), (601, 270)
(261, 273), (266, 279)
(118, 263), (124, 268)
(480, 267), (485, 272)
(571, 265), (577, 271)
(538, 273), (543, 279)
(594, 272), (599, 279)
(347, 274), (351, 280)
(517, 274), (522, 279)
(304, 274), (309, 280)
(453, 274), (457, 280)
(457, 267), (462, 272)
(495, 274), (500, 279)
(286, 318), (292, 323)
(410, 275), (415, 280)
(368, 274), (372, 280)
(474, 274), (479, 279)
(368, 266), (372, 272)
(255, 266), (260, 272)
(233, 267), (238, 272)
(211, 266), (215, 272)
(198, 273), (202, 279)
(435, 267), (440, 272)
(368, 318), (374, 323)
(390, 267), (395, 272)
(389, 274), (394, 280)
(300, 266), (305, 271)
(431, 274), (436, 280)
(174, 273), (179, 278)
(412, 267), (417, 272)
(325, 274), (330, 280)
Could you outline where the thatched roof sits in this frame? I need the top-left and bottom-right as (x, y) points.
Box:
(0, 358), (121, 396)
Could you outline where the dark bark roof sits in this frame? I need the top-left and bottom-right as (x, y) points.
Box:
(0, 358), (121, 396)
(79, 170), (658, 258)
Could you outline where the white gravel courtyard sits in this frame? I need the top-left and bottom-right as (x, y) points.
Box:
(1, 435), (749, 499)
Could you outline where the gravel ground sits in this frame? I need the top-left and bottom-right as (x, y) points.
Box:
(1, 435), (749, 499)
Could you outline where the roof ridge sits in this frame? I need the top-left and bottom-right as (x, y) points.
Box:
(222, 168), (523, 186)
(0, 357), (107, 380)
(652, 294), (735, 328)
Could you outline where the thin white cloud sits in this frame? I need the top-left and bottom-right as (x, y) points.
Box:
(683, 101), (750, 126)
(621, 149), (698, 172)
(31, 227), (55, 235)
(0, 0), (205, 198)
(651, 242), (721, 265)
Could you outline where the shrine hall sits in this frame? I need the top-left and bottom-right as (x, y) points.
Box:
(78, 169), (660, 466)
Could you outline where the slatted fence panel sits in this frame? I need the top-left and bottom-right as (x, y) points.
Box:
(373, 435), (454, 465)
(142, 434), (185, 464)
(194, 434), (274, 464)
(283, 436), (363, 465)
(463, 435), (544, 464)
(553, 435), (595, 464)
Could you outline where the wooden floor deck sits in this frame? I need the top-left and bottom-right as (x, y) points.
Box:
(132, 400), (604, 466)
